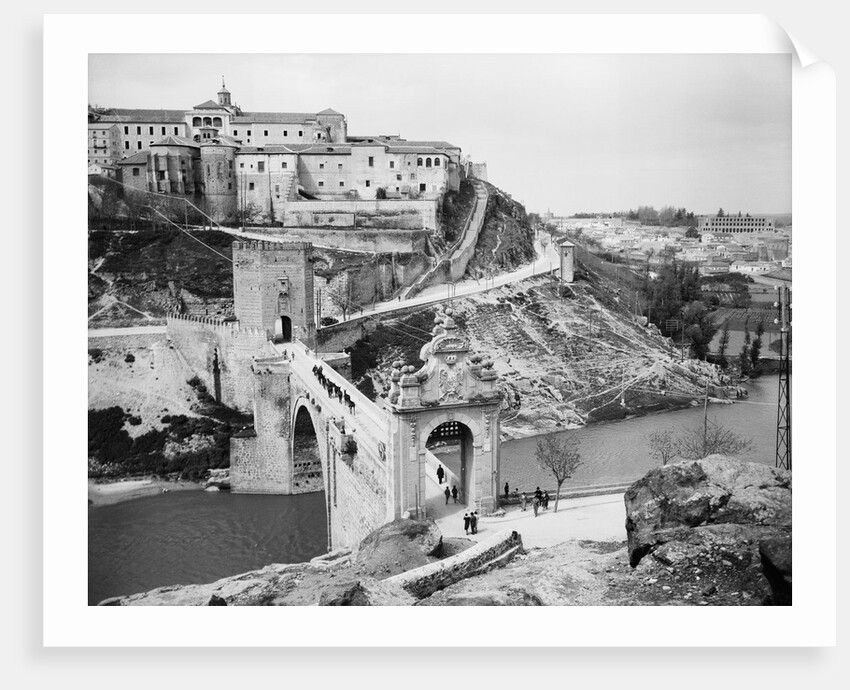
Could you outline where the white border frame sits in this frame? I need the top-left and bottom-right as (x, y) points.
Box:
(45, 13), (835, 647)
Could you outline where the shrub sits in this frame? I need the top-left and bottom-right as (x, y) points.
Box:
(89, 348), (105, 363)
(124, 353), (135, 363)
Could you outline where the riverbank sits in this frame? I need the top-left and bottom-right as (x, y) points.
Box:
(88, 477), (204, 507)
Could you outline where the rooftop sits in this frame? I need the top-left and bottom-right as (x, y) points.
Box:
(94, 108), (186, 124)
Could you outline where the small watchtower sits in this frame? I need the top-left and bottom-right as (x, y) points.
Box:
(218, 76), (232, 108)
(232, 240), (316, 348)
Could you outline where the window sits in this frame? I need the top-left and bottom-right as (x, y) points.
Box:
(174, 127), (179, 135)
(124, 126), (129, 135)
(229, 161), (233, 169)
(228, 183), (232, 190)
(132, 168), (140, 177)
(282, 162), (287, 169)
(417, 157), (423, 166)
(213, 117), (222, 127)
(298, 130), (303, 137)
(283, 130), (288, 136)
(275, 185), (280, 193)
(193, 117), (202, 127)
(396, 174), (402, 181)
(434, 157), (441, 167)
(248, 182), (255, 190)
(137, 142), (142, 150)
(161, 127), (166, 135)
(365, 180), (371, 187)
(318, 181), (324, 187)
(157, 171), (165, 181)
(368, 156), (374, 167)
(426, 158), (432, 168)
(339, 181), (345, 187)
(247, 130), (252, 136)
(338, 163), (343, 170)
(258, 161), (265, 173)
(149, 126), (154, 135)
(240, 163), (244, 169)
(389, 161), (395, 169)
(263, 130), (268, 136)
(319, 163), (324, 170)
(124, 141), (129, 150)
(136, 126), (141, 135)
(419, 183), (426, 192)
(233, 129), (238, 136)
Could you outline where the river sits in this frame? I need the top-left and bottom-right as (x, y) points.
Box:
(88, 375), (779, 605)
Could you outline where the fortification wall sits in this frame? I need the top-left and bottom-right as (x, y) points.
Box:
(241, 226), (430, 254)
(280, 199), (438, 231)
(166, 313), (267, 411)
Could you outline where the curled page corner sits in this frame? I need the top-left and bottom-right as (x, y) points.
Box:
(765, 16), (823, 68)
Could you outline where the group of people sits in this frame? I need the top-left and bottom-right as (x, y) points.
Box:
(516, 486), (550, 517)
(443, 485), (459, 504)
(463, 510), (479, 535)
(311, 364), (356, 415)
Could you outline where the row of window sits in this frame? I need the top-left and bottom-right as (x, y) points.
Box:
(123, 125), (182, 136)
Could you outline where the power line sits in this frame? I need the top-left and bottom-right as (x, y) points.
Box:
(145, 205), (233, 263)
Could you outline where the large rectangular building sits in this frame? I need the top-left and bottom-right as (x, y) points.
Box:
(698, 215), (776, 234)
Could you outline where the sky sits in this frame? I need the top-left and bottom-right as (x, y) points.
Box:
(89, 53), (791, 217)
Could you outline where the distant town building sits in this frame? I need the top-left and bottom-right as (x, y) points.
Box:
(698, 215), (776, 234)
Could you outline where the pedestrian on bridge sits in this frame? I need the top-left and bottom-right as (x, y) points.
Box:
(451, 485), (458, 503)
(532, 495), (540, 517)
(436, 464), (445, 484)
(470, 511), (479, 535)
(463, 512), (470, 535)
(520, 492), (527, 511)
(504, 482), (509, 499)
(444, 486), (451, 505)
(543, 491), (550, 510)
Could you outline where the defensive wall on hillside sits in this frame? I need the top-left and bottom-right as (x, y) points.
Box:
(241, 226), (431, 254)
(275, 198), (438, 232)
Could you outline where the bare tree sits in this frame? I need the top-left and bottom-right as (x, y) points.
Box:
(325, 271), (356, 320)
(647, 429), (677, 466)
(535, 434), (582, 513)
(675, 422), (753, 460)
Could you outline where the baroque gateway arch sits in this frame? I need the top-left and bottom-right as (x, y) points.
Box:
(166, 239), (503, 550)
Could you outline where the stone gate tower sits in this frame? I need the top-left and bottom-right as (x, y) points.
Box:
(387, 308), (503, 516)
(232, 240), (316, 347)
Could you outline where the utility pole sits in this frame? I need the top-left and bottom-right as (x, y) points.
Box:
(703, 381), (710, 453)
(775, 286), (791, 470)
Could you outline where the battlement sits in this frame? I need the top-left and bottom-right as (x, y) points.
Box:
(232, 239), (313, 252)
(166, 312), (270, 341)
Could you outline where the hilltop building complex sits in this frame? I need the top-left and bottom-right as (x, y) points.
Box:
(89, 79), (466, 226)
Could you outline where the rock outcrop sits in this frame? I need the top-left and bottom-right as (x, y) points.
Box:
(354, 517), (443, 578)
(624, 455), (792, 605)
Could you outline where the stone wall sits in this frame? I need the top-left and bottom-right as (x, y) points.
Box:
(279, 199), (438, 231)
(243, 226), (430, 254)
(384, 529), (523, 599)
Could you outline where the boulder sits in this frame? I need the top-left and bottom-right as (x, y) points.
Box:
(624, 455), (791, 567)
(354, 517), (443, 578)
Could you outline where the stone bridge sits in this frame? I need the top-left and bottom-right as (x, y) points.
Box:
(167, 239), (503, 551)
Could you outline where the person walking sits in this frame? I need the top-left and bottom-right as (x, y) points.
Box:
(532, 495), (540, 517)
(463, 512), (470, 535)
(470, 511), (478, 535)
(436, 465), (445, 485)
(504, 482), (509, 499)
(451, 485), (458, 503)
(543, 490), (550, 510)
(535, 486), (543, 503)
(444, 486), (451, 505)
(520, 492), (527, 511)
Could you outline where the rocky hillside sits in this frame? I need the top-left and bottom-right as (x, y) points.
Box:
(352, 273), (721, 438)
(100, 457), (791, 606)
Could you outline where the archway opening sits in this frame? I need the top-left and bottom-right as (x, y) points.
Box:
(280, 316), (292, 342)
(426, 421), (473, 505)
(292, 406), (324, 494)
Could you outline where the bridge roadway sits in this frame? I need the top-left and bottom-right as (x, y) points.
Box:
(272, 339), (390, 455)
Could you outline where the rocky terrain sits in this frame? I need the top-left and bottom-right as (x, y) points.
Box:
(100, 456), (791, 607)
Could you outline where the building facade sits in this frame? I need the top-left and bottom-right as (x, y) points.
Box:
(91, 80), (463, 223)
(698, 215), (776, 234)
